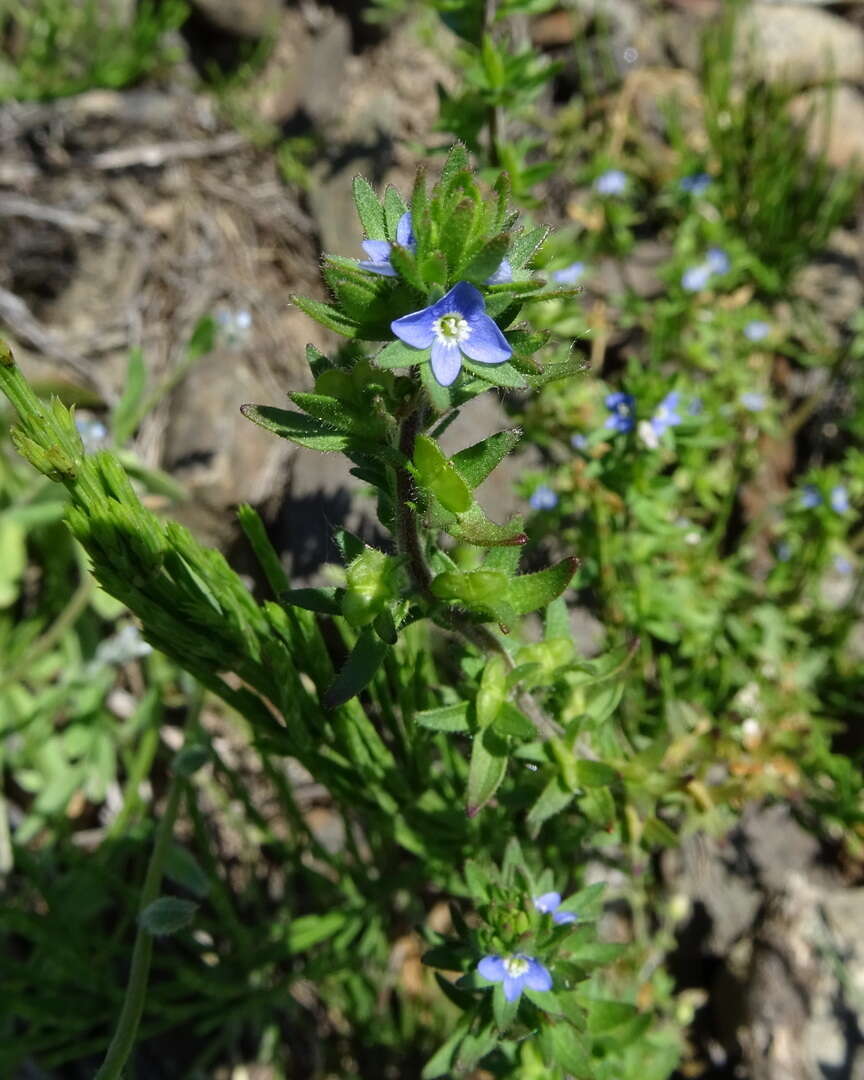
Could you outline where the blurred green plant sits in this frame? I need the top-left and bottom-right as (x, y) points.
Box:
(0, 0), (188, 101)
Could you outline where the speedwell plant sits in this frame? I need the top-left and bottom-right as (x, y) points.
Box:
(0, 147), (643, 1078)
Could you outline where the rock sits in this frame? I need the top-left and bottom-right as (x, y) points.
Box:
(736, 5), (864, 88)
(629, 67), (704, 139)
(790, 83), (864, 168)
(188, 0), (281, 39)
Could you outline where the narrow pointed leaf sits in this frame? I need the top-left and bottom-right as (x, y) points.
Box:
(467, 728), (509, 816)
(508, 558), (579, 615)
(353, 175), (386, 239)
(324, 626), (389, 708)
(452, 429), (522, 487)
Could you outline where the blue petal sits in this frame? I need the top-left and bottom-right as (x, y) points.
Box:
(552, 910), (578, 926)
(486, 258), (513, 285)
(430, 340), (462, 386)
(391, 306), (438, 349)
(459, 314), (512, 366)
(477, 955), (506, 982)
(361, 239), (393, 262)
(524, 959), (553, 992)
(359, 259), (397, 277)
(503, 974), (525, 1002)
(442, 281), (486, 321)
(534, 892), (562, 914)
(396, 212), (415, 249)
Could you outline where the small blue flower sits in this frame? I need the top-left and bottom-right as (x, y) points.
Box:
(834, 555), (853, 575)
(552, 261), (586, 285)
(486, 257), (513, 285)
(570, 432), (588, 451)
(650, 391), (682, 436)
(680, 172), (711, 195)
(358, 211), (415, 276)
(744, 320), (770, 343)
(534, 892), (578, 926)
(706, 247), (730, 275)
(391, 281), (512, 387)
(800, 485), (822, 509)
(740, 391), (766, 413)
(681, 263), (713, 292)
(830, 485), (850, 514)
(604, 391), (636, 433)
(594, 169), (628, 196)
(477, 954), (553, 1003)
(529, 485), (558, 511)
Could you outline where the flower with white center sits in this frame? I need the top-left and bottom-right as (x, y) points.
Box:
(594, 169), (628, 196)
(744, 320), (770, 343)
(650, 391), (682, 436)
(390, 281), (511, 387)
(215, 306), (253, 347)
(552, 261), (586, 285)
(830, 485), (850, 514)
(533, 891), (578, 926)
(358, 211), (416, 276)
(604, 391), (635, 433)
(529, 485), (558, 511)
(477, 953), (553, 1002)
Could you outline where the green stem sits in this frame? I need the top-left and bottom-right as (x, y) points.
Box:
(93, 770), (185, 1080)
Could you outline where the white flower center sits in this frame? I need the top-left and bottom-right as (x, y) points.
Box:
(503, 955), (529, 978)
(432, 312), (470, 346)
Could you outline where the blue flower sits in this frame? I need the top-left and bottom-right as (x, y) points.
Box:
(534, 891), (578, 926)
(681, 263), (713, 292)
(604, 391), (635, 433)
(744, 320), (770, 343)
(650, 391), (682, 436)
(706, 247), (730, 275)
(477, 954), (553, 1003)
(486, 257), (513, 285)
(834, 555), (853, 575)
(391, 281), (512, 387)
(800, 485), (822, 509)
(552, 261), (586, 285)
(594, 169), (628, 196)
(680, 172), (711, 195)
(740, 391), (766, 413)
(570, 432), (588, 451)
(359, 211), (415, 276)
(529, 485), (558, 511)
(830, 485), (850, 514)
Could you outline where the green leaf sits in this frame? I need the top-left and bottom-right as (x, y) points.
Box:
(586, 998), (638, 1034)
(461, 357), (530, 388)
(493, 702), (535, 740)
(439, 143), (471, 192)
(324, 626), (389, 708)
(383, 184), (409, 240)
(186, 314), (217, 362)
(436, 502), (527, 548)
(575, 760), (617, 787)
(557, 883), (606, 919)
(139, 897), (198, 937)
(163, 844), (211, 899)
(415, 702), (470, 732)
(539, 1021), (591, 1077)
(476, 655), (507, 729)
(281, 587), (342, 615)
(422, 1017), (471, 1079)
(451, 428), (522, 488)
(291, 294), (362, 338)
(420, 360), (452, 412)
(240, 404), (349, 452)
(461, 233), (511, 283)
(287, 392), (366, 434)
(172, 744), (210, 777)
(527, 777), (574, 836)
(508, 225), (549, 268)
(389, 244), (426, 291)
(352, 175), (386, 239)
(467, 727), (508, 816)
(508, 558), (579, 615)
(111, 348), (147, 444)
(286, 911), (348, 952)
(414, 434), (473, 514)
(493, 982), (520, 1031)
(375, 338), (425, 370)
(545, 596), (569, 640)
